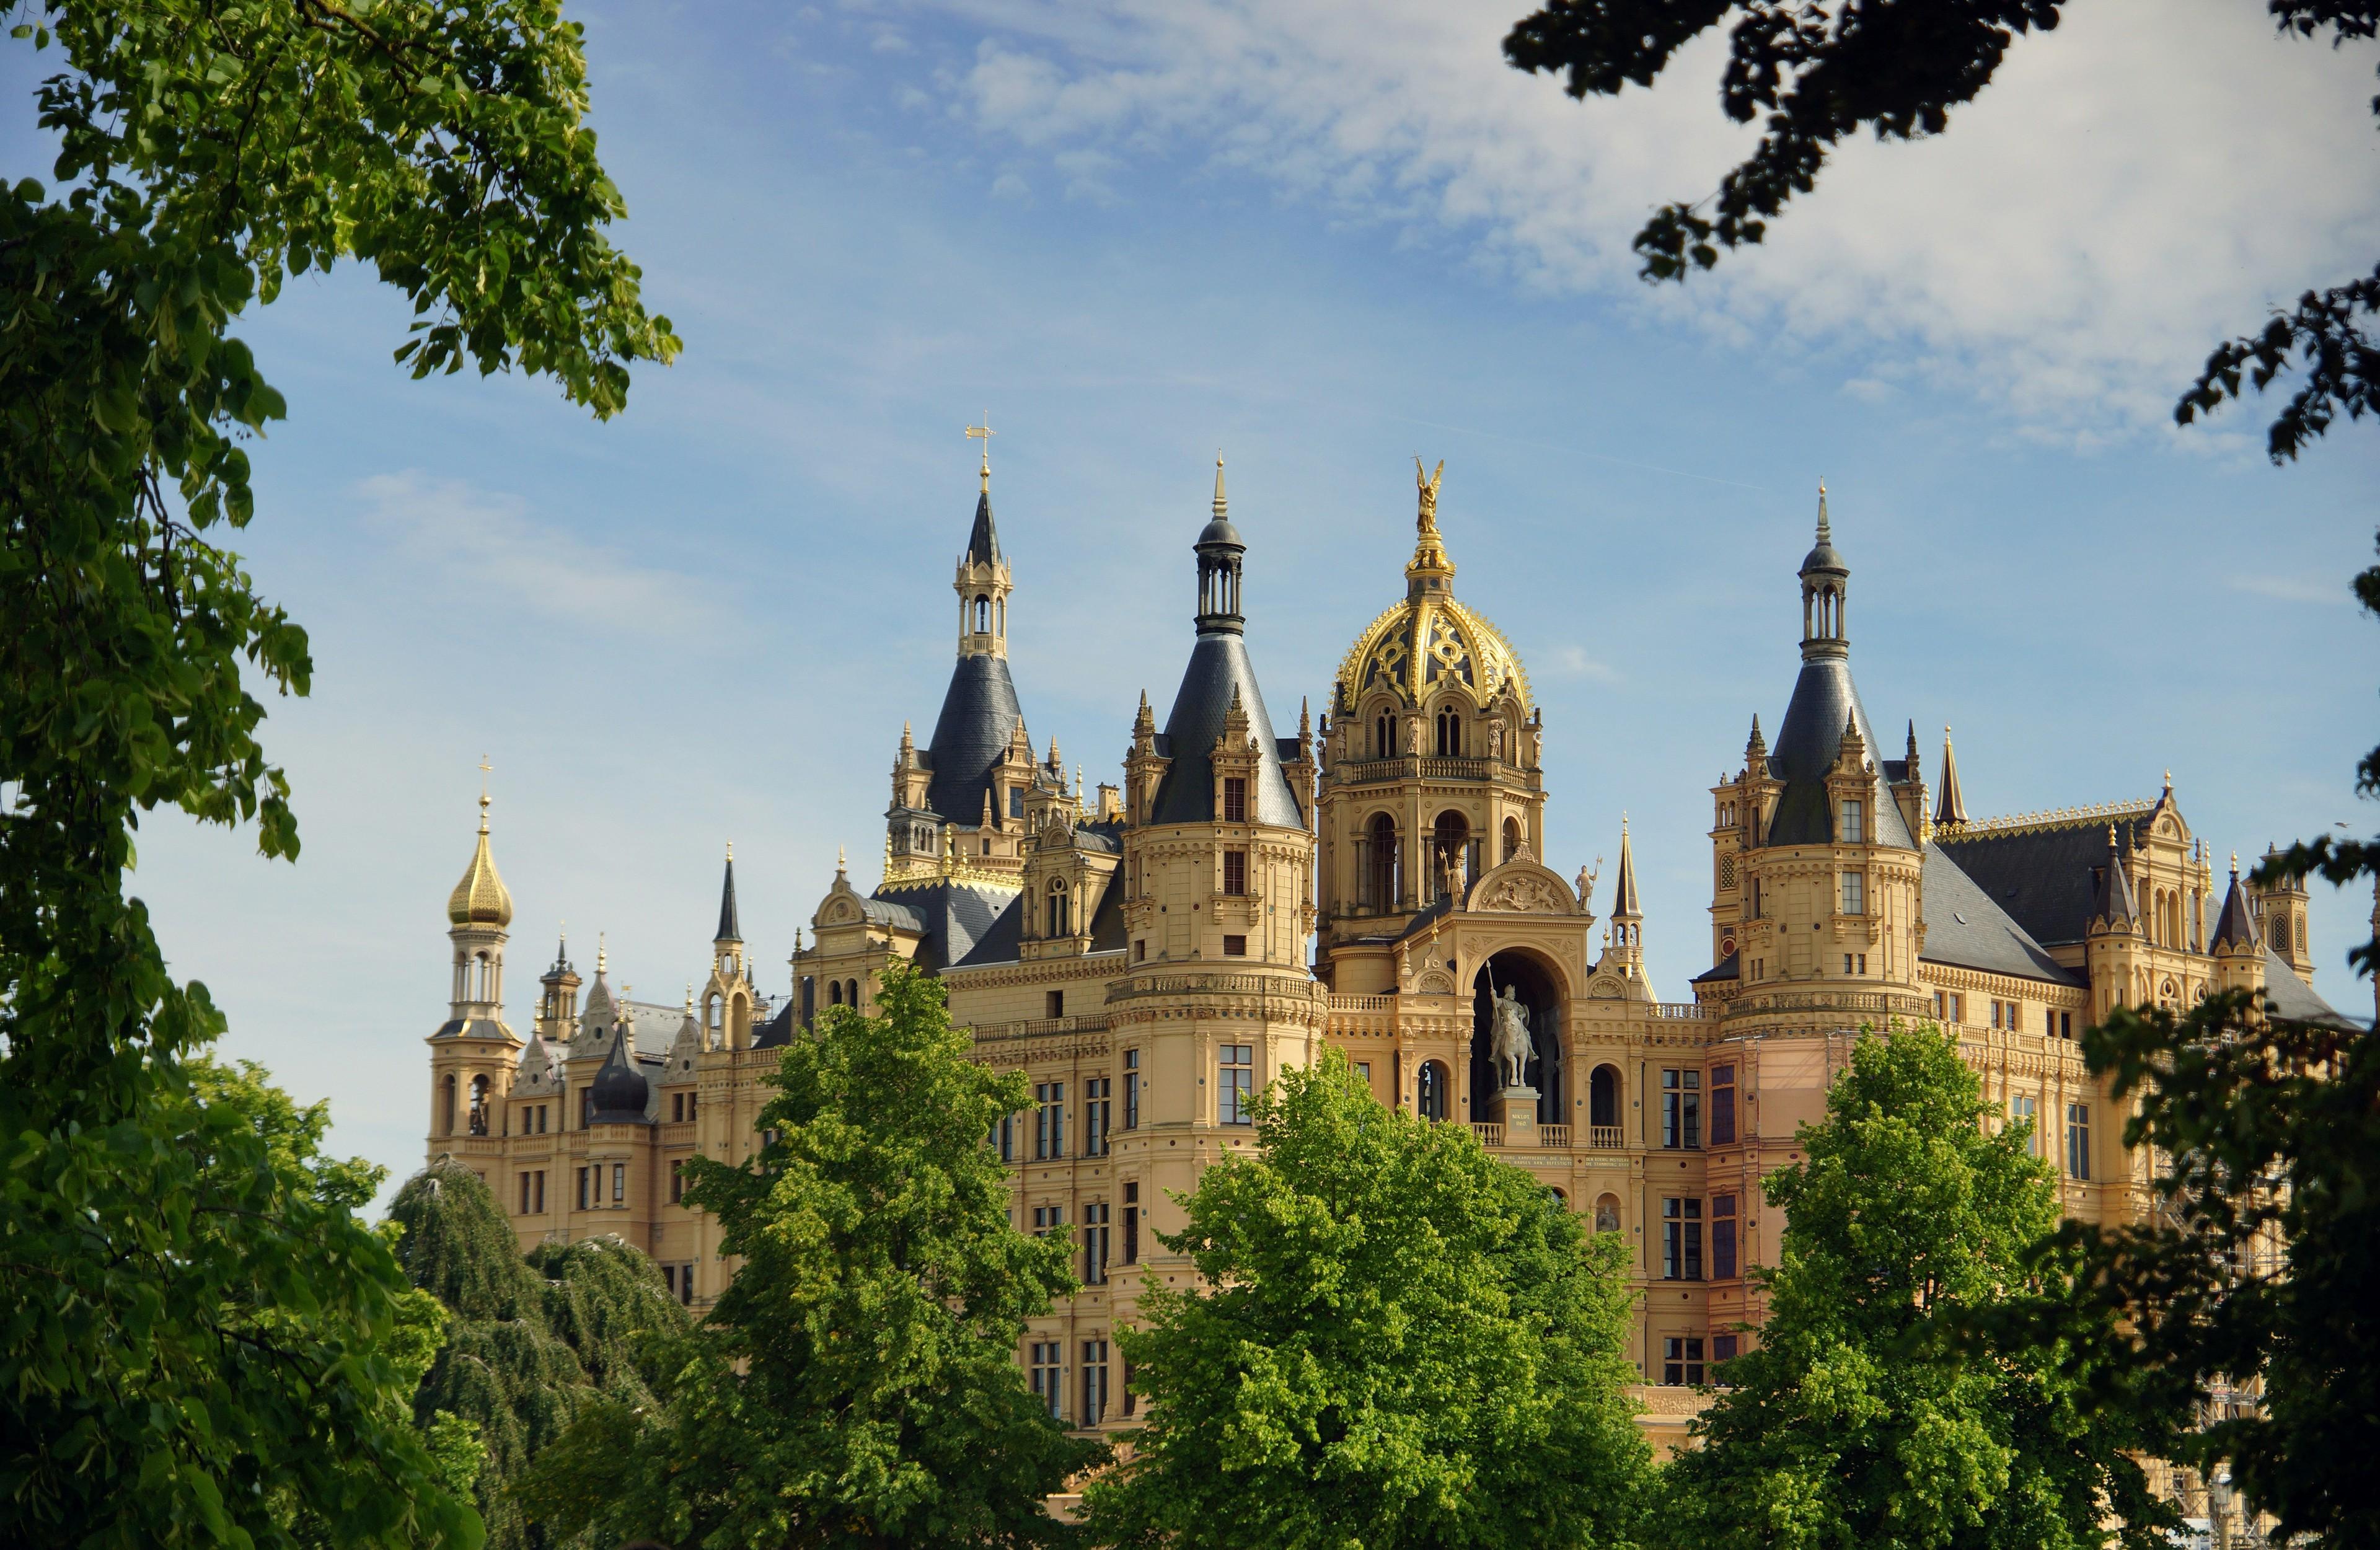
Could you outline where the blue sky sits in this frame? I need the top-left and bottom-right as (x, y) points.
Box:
(9, 0), (2378, 1203)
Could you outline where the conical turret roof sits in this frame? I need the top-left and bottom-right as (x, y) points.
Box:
(716, 846), (741, 943)
(2092, 829), (2141, 931)
(2211, 858), (2260, 953)
(1934, 727), (1968, 827)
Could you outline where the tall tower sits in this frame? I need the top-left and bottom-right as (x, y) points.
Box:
(2249, 843), (2314, 985)
(1316, 459), (1543, 967)
(426, 780), (522, 1152)
(2209, 853), (2263, 999)
(535, 933), (580, 1041)
(1110, 459), (1323, 1286)
(1717, 486), (1926, 1005)
(888, 432), (1034, 882)
(703, 845), (754, 1049)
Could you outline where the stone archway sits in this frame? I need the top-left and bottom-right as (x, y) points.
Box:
(1470, 948), (1564, 1125)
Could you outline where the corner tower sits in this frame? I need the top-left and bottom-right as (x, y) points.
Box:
(886, 439), (1035, 886)
(1710, 487), (1927, 1015)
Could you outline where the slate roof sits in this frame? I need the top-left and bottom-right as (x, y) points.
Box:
(1087, 872), (1129, 953)
(431, 1016), (513, 1041)
(925, 653), (1026, 826)
(1690, 950), (1740, 984)
(953, 893), (1025, 967)
(2211, 873), (2260, 952)
(716, 855), (741, 941)
(1933, 814), (2148, 948)
(1148, 632), (1302, 826)
(966, 488), (1001, 567)
(2259, 947), (2354, 1026)
(1763, 656), (1917, 849)
(865, 880), (1016, 972)
(752, 1002), (796, 1049)
(1919, 844), (2082, 985)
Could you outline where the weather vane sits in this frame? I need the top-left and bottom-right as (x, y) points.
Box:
(967, 415), (994, 490)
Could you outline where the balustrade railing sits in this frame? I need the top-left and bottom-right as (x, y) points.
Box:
(1537, 1124), (1572, 1148)
(1470, 1122), (1504, 1148)
(1589, 1125), (1624, 1149)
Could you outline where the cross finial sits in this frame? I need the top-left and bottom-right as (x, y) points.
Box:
(966, 415), (994, 490)
(477, 754), (492, 831)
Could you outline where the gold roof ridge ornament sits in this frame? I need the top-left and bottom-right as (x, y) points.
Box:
(1950, 798), (2154, 838)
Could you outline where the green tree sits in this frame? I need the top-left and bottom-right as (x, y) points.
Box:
(525, 965), (1096, 1550)
(1656, 1026), (2176, 1550)
(389, 1159), (690, 1549)
(1500, 0), (2377, 460)
(1083, 1049), (1649, 1550)
(0, 2), (672, 1541)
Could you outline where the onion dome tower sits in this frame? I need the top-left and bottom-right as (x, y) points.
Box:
(586, 1025), (652, 1125)
(1317, 459), (1542, 948)
(426, 775), (521, 1153)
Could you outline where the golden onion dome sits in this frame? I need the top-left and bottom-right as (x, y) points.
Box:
(1331, 462), (1533, 718)
(447, 793), (514, 928)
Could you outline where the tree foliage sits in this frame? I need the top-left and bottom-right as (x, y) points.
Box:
(525, 965), (1096, 1550)
(2001, 990), (2380, 1548)
(1501, 0), (2380, 459)
(0, 1), (671, 1541)
(389, 1160), (690, 1550)
(1084, 1049), (1649, 1550)
(1658, 1027), (2176, 1550)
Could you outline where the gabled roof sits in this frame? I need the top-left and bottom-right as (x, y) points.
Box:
(2259, 947), (2353, 1027)
(1148, 636), (1302, 827)
(1933, 810), (2151, 948)
(1921, 844), (2084, 985)
(1763, 657), (1916, 849)
(865, 880), (1015, 972)
(2211, 871), (2260, 953)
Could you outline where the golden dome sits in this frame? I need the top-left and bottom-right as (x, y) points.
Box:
(1331, 464), (1532, 718)
(447, 794), (514, 928)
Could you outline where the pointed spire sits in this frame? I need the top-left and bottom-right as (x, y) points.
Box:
(1613, 814), (1642, 920)
(716, 843), (741, 943)
(2092, 825), (2141, 931)
(1934, 726), (1968, 827)
(1747, 713), (1766, 760)
(1212, 454), (1227, 520)
(2211, 852), (2260, 953)
(596, 932), (608, 975)
(1815, 477), (1831, 545)
(1905, 719), (1920, 767)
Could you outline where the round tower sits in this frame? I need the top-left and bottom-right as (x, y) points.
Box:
(426, 780), (522, 1153)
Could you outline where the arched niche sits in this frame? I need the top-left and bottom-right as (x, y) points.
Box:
(1468, 947), (1566, 1126)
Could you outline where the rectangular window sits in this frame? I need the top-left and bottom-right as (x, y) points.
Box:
(1083, 1202), (1110, 1286)
(677, 1263), (695, 1306)
(1662, 1336), (1706, 1387)
(1134, 939), (1147, 961)
(670, 1158), (685, 1204)
(1840, 799), (1864, 843)
(995, 1112), (1018, 1164)
(1712, 1192), (1738, 1280)
(518, 1173), (531, 1214)
(1222, 933), (1248, 957)
(1709, 1064), (1736, 1146)
(1219, 1044), (1254, 1125)
(1356, 1060), (1372, 1085)
(1031, 1204), (1065, 1238)
(671, 1092), (683, 1123)
(686, 1093), (697, 1121)
(1840, 871), (1865, 915)
(1661, 1070), (1701, 1150)
(1082, 1340), (1111, 1425)
(2007, 1002), (2022, 1032)
(2066, 1104), (2092, 1181)
(580, 1086), (594, 1129)
(1121, 1355), (1137, 1419)
(1223, 777), (1247, 824)
(663, 1264), (677, 1300)
(1035, 1082), (1066, 1160)
(612, 1163), (625, 1204)
(1123, 1182), (1140, 1264)
(2009, 1093), (2039, 1156)
(1029, 1341), (1063, 1418)
(1857, 953), (1867, 974)
(1123, 1050), (1140, 1130)
(1085, 1078), (1111, 1158)
(2059, 1011), (2073, 1039)
(577, 1167), (589, 1210)
(1662, 1197), (1703, 1280)
(534, 1171), (544, 1213)
(1223, 850), (1248, 896)
(1046, 990), (1065, 1019)
(1712, 1334), (1739, 1367)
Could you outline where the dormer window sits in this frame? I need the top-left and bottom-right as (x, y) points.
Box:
(1046, 878), (1072, 938)
(1840, 799), (1864, 843)
(1222, 777), (1247, 824)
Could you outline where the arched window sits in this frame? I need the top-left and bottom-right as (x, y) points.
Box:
(847, 979), (861, 1008)
(1374, 713), (1391, 759)
(1432, 810), (1470, 899)
(1502, 816), (1522, 866)
(1590, 1065), (1620, 1130)
(1047, 879), (1070, 938)
(1417, 1060), (1450, 1122)
(2270, 915), (2290, 953)
(1366, 813), (1399, 910)
(468, 1074), (491, 1137)
(1435, 709), (1460, 757)
(974, 594), (990, 632)
(829, 980), (843, 1006)
(441, 1073), (457, 1137)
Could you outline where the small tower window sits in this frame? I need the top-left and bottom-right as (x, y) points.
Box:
(1840, 799), (1863, 843)
(1222, 850), (1248, 897)
(1435, 710), (1460, 757)
(974, 594), (990, 632)
(1222, 777), (1247, 824)
(1047, 879), (1071, 938)
(1375, 714), (1391, 759)
(1840, 871), (1866, 916)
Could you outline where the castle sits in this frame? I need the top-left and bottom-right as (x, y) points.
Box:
(426, 454), (2351, 1450)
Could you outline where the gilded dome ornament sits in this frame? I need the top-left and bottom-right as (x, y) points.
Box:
(1330, 461), (1532, 718)
(446, 783), (514, 928)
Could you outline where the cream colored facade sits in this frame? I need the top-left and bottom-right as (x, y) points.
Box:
(425, 461), (2351, 1452)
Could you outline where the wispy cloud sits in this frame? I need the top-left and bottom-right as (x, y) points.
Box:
(937, 0), (2380, 443)
(354, 472), (712, 630)
(1547, 645), (1621, 683)
(2229, 574), (2355, 606)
